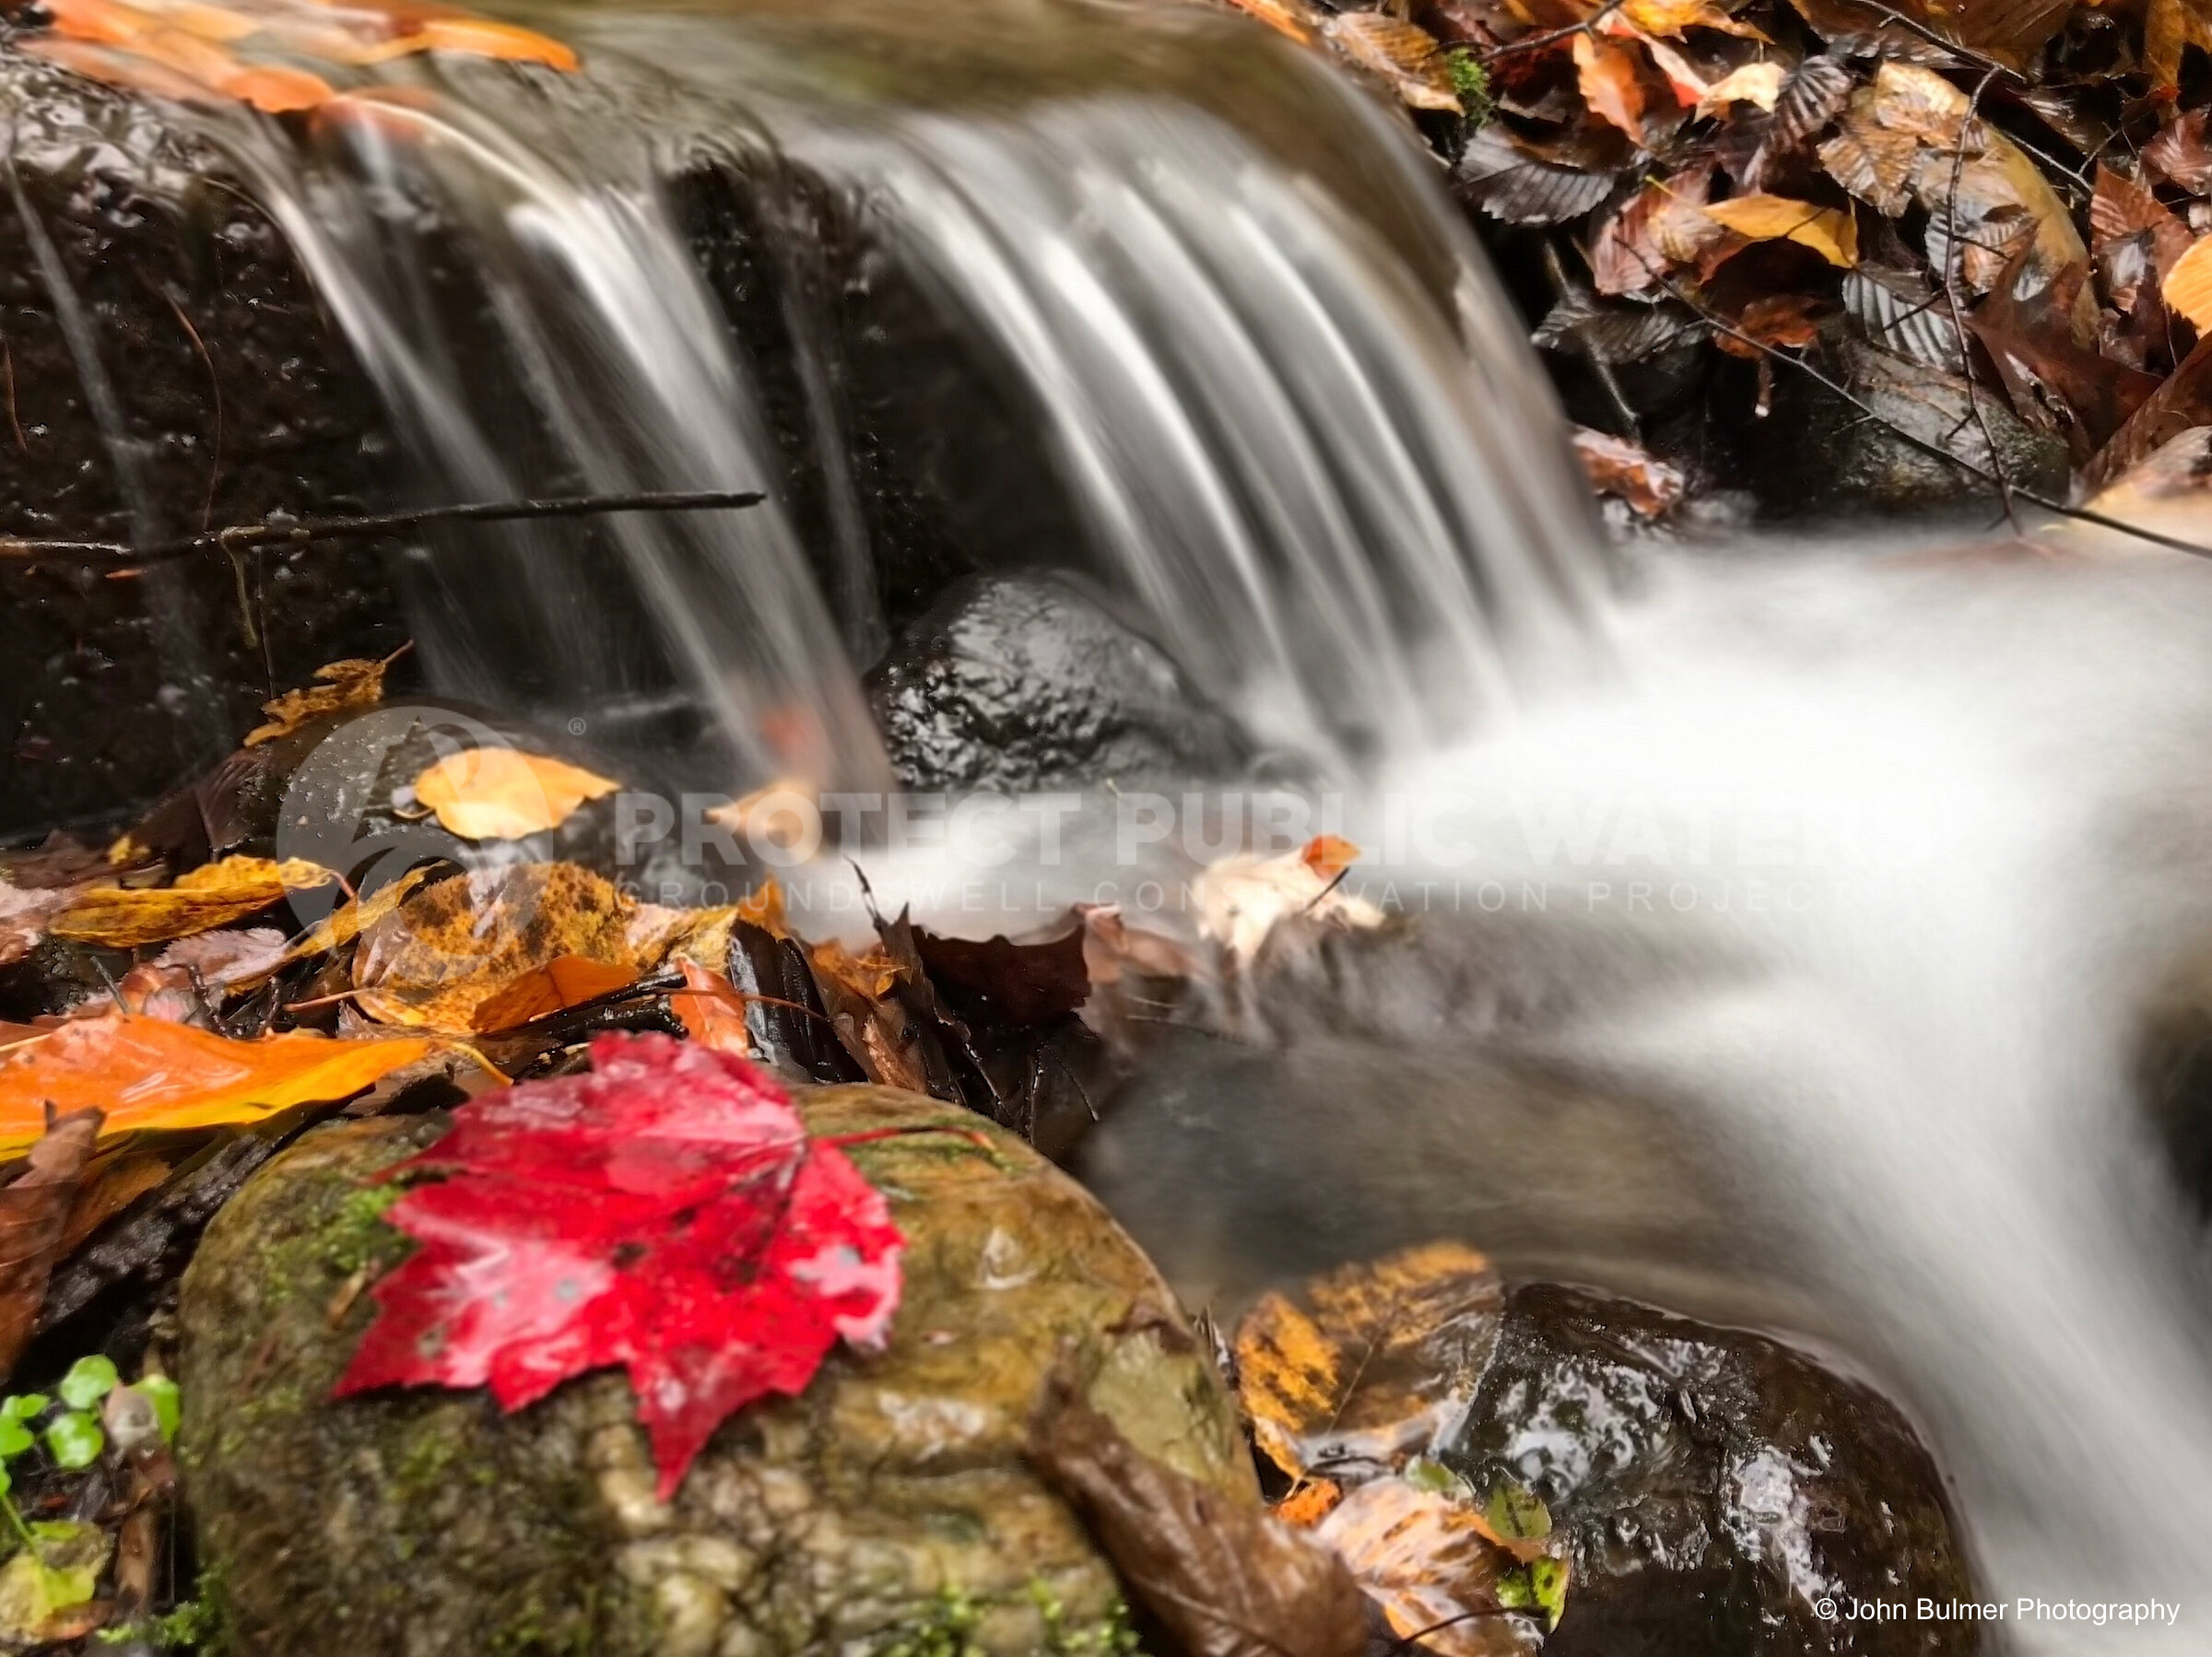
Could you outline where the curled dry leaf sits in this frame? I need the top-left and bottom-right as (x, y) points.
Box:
(51, 855), (333, 949)
(410, 748), (621, 841)
(1701, 193), (1858, 265)
(1195, 835), (1384, 969)
(1316, 1481), (1555, 1657)
(0, 1013), (438, 1154)
(1324, 12), (1463, 112)
(352, 864), (639, 1031)
(0, 1108), (101, 1381)
(1235, 1240), (1505, 1481)
(1027, 1356), (1371, 1657)
(243, 653), (395, 746)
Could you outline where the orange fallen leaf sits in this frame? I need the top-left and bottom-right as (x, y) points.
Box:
(52, 855), (335, 949)
(0, 1014), (437, 1154)
(1222, 0), (1323, 41)
(1619, 0), (1767, 36)
(2161, 236), (2212, 332)
(411, 748), (621, 840)
(1299, 834), (1362, 883)
(1275, 1479), (1344, 1528)
(0, 1108), (101, 1381)
(1571, 32), (1646, 143)
(245, 652), (398, 746)
(672, 959), (757, 1057)
(468, 954), (640, 1033)
(1701, 194), (1857, 265)
(43, 0), (155, 47)
(1695, 59), (1783, 114)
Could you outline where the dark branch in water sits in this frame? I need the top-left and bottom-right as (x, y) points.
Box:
(0, 488), (769, 566)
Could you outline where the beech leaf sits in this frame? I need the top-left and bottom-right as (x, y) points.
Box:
(1317, 1480), (1555, 1657)
(51, 855), (334, 949)
(335, 1032), (903, 1499)
(1701, 194), (1858, 264)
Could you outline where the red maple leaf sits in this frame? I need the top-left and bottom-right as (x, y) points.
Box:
(335, 1031), (903, 1497)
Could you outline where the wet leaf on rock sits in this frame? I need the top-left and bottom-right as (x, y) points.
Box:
(1027, 1355), (1370, 1657)
(1573, 427), (1688, 514)
(0, 1014), (439, 1153)
(408, 749), (621, 841)
(1325, 12), (1465, 112)
(1572, 32), (1647, 141)
(1195, 836), (1384, 970)
(2147, 112), (2212, 194)
(1316, 1479), (1553, 1657)
(1235, 1240), (1504, 1482)
(1702, 193), (1858, 264)
(1456, 125), (1619, 225)
(52, 856), (334, 950)
(243, 653), (396, 747)
(335, 1032), (903, 1499)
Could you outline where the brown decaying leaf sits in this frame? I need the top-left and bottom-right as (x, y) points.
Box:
(1076, 903), (1201, 986)
(410, 748), (622, 841)
(54, 1150), (172, 1261)
(1324, 12), (1464, 112)
(1235, 1240), (1505, 1481)
(0, 1107), (101, 1381)
(1572, 32), (1646, 142)
(2082, 335), (2212, 493)
(807, 938), (931, 1093)
(154, 926), (289, 990)
(1702, 193), (1858, 265)
(1027, 1357), (1371, 1657)
(51, 855), (334, 949)
(1819, 118), (1919, 217)
(2147, 112), (2212, 195)
(1316, 1482), (1548, 1657)
(243, 652), (396, 746)
(1971, 254), (2161, 455)
(1904, 0), (2074, 67)
(1592, 167), (1724, 294)
(1456, 125), (1620, 226)
(1573, 427), (1688, 515)
(672, 959), (758, 1057)
(352, 864), (641, 1031)
(2092, 164), (2183, 251)
(912, 923), (1091, 1027)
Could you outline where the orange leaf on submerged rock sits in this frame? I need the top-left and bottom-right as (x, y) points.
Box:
(411, 748), (621, 841)
(0, 1014), (438, 1154)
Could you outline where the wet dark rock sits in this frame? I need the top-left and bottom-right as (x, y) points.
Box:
(1448, 1284), (1979, 1657)
(0, 48), (407, 840)
(1741, 342), (2068, 523)
(868, 572), (1250, 793)
(178, 1088), (1256, 1657)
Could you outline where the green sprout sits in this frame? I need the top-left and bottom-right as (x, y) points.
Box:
(58, 1356), (118, 1413)
(1445, 48), (1493, 129)
(44, 1413), (102, 1471)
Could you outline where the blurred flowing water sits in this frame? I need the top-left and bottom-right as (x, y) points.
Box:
(137, 0), (2212, 1650)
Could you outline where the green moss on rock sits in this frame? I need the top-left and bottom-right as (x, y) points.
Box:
(179, 1090), (1252, 1657)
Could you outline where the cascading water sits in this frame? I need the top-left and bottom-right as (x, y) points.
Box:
(194, 0), (1611, 787)
(76, 0), (2212, 1651)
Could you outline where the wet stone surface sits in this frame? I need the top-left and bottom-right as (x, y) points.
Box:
(177, 1087), (1257, 1657)
(1449, 1284), (1981, 1657)
(868, 571), (1250, 795)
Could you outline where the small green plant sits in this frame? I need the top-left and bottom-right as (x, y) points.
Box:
(1446, 48), (1493, 129)
(0, 1360), (179, 1554)
(98, 1594), (220, 1650)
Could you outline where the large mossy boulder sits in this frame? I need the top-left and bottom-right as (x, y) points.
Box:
(177, 1087), (1256, 1657)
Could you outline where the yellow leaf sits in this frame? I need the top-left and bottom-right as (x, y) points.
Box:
(1324, 12), (1463, 112)
(1620, 0), (1766, 35)
(1234, 1241), (1503, 1479)
(51, 856), (334, 949)
(1695, 59), (1784, 114)
(411, 748), (620, 840)
(0, 1014), (438, 1154)
(271, 866), (434, 978)
(1702, 193), (1858, 264)
(351, 864), (640, 1031)
(2161, 235), (2212, 331)
(244, 653), (397, 746)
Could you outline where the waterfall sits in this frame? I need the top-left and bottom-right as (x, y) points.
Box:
(191, 0), (1610, 789)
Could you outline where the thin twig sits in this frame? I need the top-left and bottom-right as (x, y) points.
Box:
(1478, 0), (1628, 61)
(1832, 0), (2028, 84)
(0, 488), (767, 564)
(1942, 67), (2018, 530)
(1651, 273), (2212, 558)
